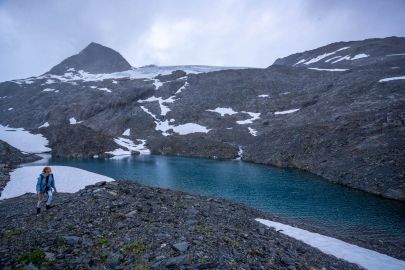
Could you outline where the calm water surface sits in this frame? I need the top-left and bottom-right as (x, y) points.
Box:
(34, 155), (405, 238)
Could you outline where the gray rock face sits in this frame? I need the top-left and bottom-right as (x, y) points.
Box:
(0, 140), (40, 165)
(273, 36), (405, 69)
(47, 42), (132, 75)
(40, 125), (116, 159)
(0, 36), (404, 200)
(0, 140), (40, 194)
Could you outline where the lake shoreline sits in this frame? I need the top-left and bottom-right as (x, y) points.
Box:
(1, 161), (405, 263)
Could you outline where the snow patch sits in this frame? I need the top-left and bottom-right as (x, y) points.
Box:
(236, 112), (261, 125)
(206, 107), (238, 116)
(69, 117), (83, 125)
(172, 123), (210, 135)
(140, 105), (210, 136)
(153, 79), (163, 89)
(274, 108), (300, 115)
(248, 127), (258, 136)
(308, 68), (349, 72)
(38, 122), (50, 128)
(258, 94), (269, 98)
(175, 81), (189, 94)
(0, 125), (51, 153)
(42, 88), (57, 92)
(8, 108), (13, 111)
(324, 56), (342, 62)
(122, 128), (130, 136)
(379, 76), (405, 82)
(293, 59), (306, 66)
(387, 53), (405, 56)
(139, 96), (176, 116)
(351, 53), (369, 60)
(0, 166), (114, 200)
(304, 47), (350, 65)
(98, 87), (112, 93)
(45, 79), (55, 84)
(331, 53), (369, 63)
(107, 137), (150, 156)
(332, 55), (351, 63)
(235, 146), (244, 160)
(256, 218), (405, 270)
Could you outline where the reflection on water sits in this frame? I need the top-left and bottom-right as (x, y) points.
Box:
(29, 154), (405, 238)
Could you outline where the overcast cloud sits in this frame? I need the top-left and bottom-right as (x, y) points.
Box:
(0, 0), (404, 81)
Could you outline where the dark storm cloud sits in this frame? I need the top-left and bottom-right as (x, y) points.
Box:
(0, 0), (404, 81)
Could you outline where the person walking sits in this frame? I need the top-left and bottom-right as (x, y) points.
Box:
(36, 166), (57, 214)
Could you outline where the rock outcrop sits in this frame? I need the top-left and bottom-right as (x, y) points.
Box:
(0, 140), (40, 194)
(47, 42), (132, 75)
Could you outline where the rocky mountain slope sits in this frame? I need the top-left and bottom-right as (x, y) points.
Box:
(0, 140), (40, 194)
(0, 37), (404, 200)
(0, 180), (362, 269)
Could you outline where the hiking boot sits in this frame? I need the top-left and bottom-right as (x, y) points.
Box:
(36, 207), (40, 214)
(46, 205), (53, 210)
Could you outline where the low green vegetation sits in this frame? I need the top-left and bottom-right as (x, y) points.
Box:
(222, 236), (241, 248)
(195, 225), (214, 236)
(18, 249), (45, 266)
(97, 237), (108, 246)
(124, 239), (147, 256)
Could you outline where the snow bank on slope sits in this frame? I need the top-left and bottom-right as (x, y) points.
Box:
(175, 81), (189, 94)
(140, 106), (211, 136)
(351, 53), (369, 60)
(256, 218), (405, 270)
(236, 112), (261, 125)
(248, 127), (257, 136)
(69, 117), (83, 124)
(206, 107), (238, 116)
(303, 47), (350, 65)
(122, 129), (130, 136)
(139, 95), (176, 116)
(274, 108), (300, 115)
(107, 137), (150, 156)
(98, 87), (111, 93)
(0, 125), (51, 153)
(172, 123), (210, 135)
(308, 68), (349, 72)
(379, 76), (405, 82)
(38, 122), (50, 128)
(0, 166), (114, 200)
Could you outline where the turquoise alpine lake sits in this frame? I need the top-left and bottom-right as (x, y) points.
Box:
(33, 154), (405, 238)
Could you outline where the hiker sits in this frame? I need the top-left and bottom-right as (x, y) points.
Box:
(36, 166), (57, 214)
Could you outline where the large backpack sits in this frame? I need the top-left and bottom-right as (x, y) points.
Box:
(41, 174), (50, 193)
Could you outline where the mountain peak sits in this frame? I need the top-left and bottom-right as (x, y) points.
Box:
(47, 42), (132, 75)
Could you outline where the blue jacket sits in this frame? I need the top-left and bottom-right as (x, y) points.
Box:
(36, 173), (56, 193)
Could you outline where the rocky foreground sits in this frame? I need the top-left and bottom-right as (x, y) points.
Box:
(0, 180), (363, 270)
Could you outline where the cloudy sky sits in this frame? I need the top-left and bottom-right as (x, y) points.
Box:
(0, 0), (404, 81)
